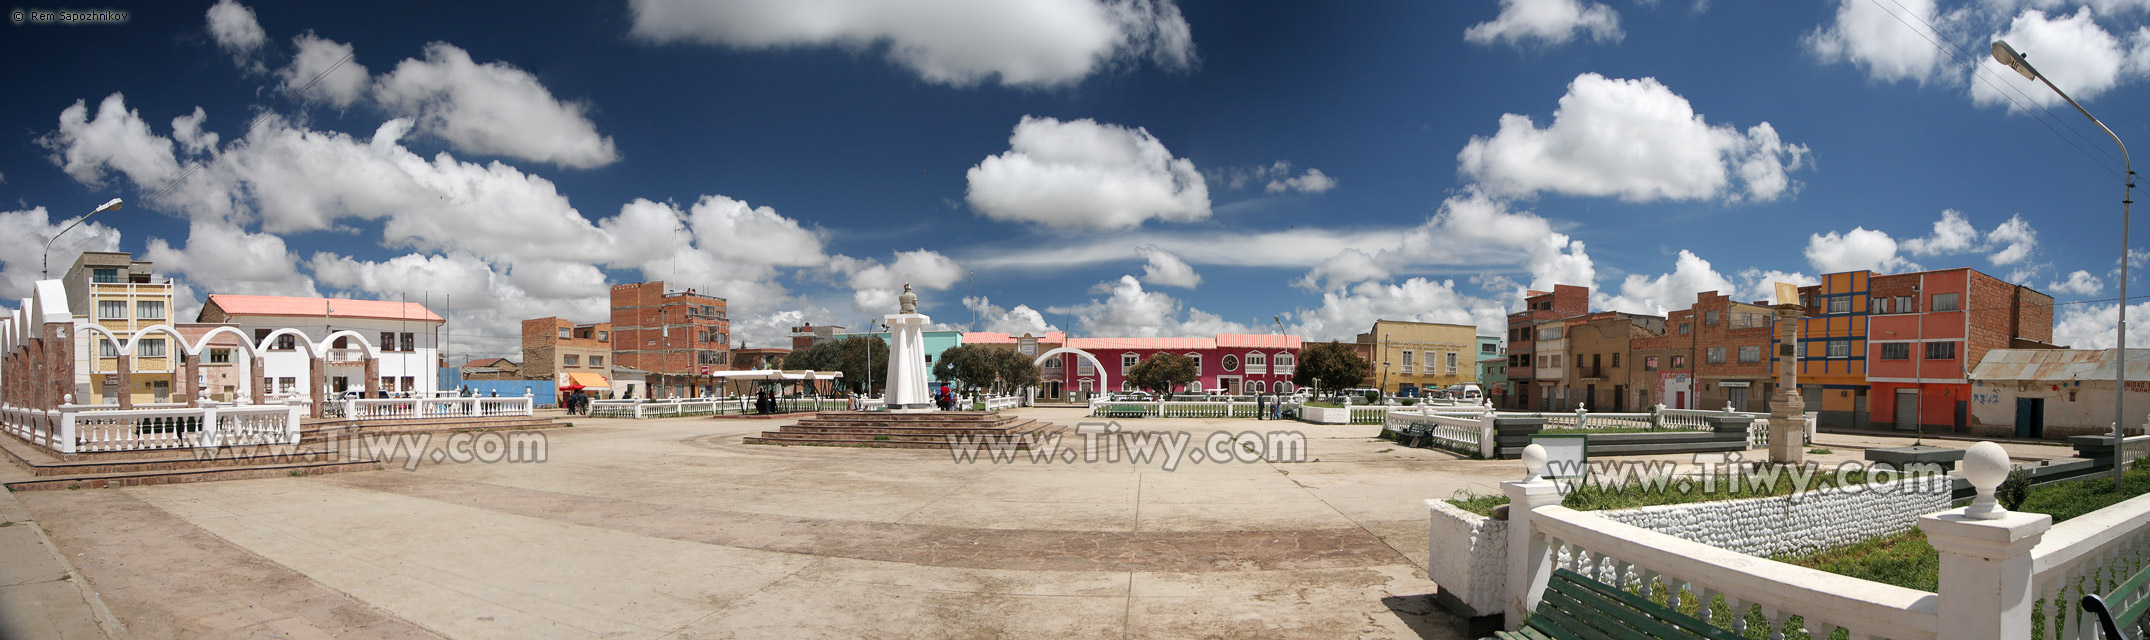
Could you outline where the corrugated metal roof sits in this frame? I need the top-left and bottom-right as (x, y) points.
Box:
(208, 294), (444, 322)
(1969, 349), (2150, 382)
(1216, 333), (1302, 349)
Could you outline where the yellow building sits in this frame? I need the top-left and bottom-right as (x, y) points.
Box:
(1794, 271), (1872, 429)
(63, 252), (177, 405)
(1353, 320), (1480, 394)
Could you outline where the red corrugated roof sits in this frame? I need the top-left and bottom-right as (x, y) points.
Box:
(208, 294), (444, 322)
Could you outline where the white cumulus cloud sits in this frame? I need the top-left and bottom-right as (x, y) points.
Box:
(374, 42), (620, 168)
(1457, 73), (1810, 203)
(826, 249), (966, 314)
(964, 296), (1061, 335)
(1598, 250), (1738, 316)
(0, 206), (122, 305)
(205, 0), (267, 66)
(1806, 227), (1919, 274)
(279, 32), (370, 109)
(965, 115), (1209, 229)
(1806, 0), (1954, 84)
(2049, 269), (2104, 295)
(1135, 245), (1201, 288)
(1048, 275), (1250, 338)
(1265, 167), (1337, 194)
(625, 0), (1196, 87)
(1975, 8), (2133, 111)
(1464, 0), (1624, 49)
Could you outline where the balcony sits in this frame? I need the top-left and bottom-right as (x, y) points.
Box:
(327, 348), (367, 363)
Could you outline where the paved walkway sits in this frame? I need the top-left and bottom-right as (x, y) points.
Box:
(0, 408), (2077, 639)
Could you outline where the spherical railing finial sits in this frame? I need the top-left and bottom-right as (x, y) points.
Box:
(1963, 441), (2012, 520)
(1522, 443), (1548, 481)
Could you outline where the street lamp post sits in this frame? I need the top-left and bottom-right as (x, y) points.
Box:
(42, 198), (123, 279)
(1993, 40), (2136, 491)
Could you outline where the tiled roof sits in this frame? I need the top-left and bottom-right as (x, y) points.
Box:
(207, 294), (444, 322)
(1216, 333), (1301, 349)
(962, 331), (1067, 344)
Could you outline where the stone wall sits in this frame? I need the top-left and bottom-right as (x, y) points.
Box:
(1426, 499), (1506, 617)
(1594, 476), (1952, 558)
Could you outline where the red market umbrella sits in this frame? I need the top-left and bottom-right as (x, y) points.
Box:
(559, 383), (587, 391)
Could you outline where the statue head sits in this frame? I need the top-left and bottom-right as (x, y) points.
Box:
(898, 283), (917, 314)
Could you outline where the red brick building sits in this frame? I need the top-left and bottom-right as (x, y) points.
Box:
(1502, 284), (1589, 409)
(1864, 268), (2053, 433)
(1687, 291), (1779, 412)
(521, 317), (612, 392)
(609, 282), (731, 399)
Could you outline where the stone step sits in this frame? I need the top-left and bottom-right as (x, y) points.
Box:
(3, 459), (382, 491)
(739, 437), (978, 450)
(18, 447), (343, 477)
(299, 419), (566, 444)
(773, 420), (1039, 436)
(304, 415), (557, 431)
(743, 421), (1060, 450)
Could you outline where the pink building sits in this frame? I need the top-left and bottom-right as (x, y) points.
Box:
(1063, 334), (1302, 398)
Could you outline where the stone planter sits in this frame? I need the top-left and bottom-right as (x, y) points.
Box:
(1298, 406), (1350, 424)
(1866, 445), (1967, 472)
(1426, 499), (1507, 627)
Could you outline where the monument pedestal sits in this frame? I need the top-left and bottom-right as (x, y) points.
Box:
(882, 313), (935, 413)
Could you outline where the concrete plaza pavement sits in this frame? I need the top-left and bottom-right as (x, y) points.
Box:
(0, 407), (2078, 639)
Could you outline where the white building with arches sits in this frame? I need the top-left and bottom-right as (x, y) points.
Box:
(196, 294), (445, 405)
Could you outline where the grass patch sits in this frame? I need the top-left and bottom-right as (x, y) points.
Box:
(1808, 447), (1833, 455)
(1540, 427), (1678, 435)
(1780, 459), (2150, 591)
(1303, 401), (1347, 408)
(1376, 448), (1393, 453)
(1444, 468), (1930, 516)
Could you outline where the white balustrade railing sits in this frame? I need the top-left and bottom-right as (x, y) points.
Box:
(1385, 411), (1495, 458)
(982, 395), (1019, 412)
(343, 396), (534, 421)
(22, 402), (304, 454)
(2028, 492), (2150, 640)
(1529, 505), (1940, 640)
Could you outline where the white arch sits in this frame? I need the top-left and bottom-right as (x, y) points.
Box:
(255, 328), (322, 357)
(317, 329), (381, 359)
(1034, 347), (1109, 393)
(73, 322), (125, 358)
(185, 325), (258, 358)
(122, 323), (189, 356)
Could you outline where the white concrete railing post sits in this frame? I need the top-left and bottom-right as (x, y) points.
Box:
(343, 398), (357, 421)
(56, 403), (77, 454)
(285, 402), (302, 444)
(198, 404), (222, 449)
(1921, 442), (2051, 640)
(1503, 458), (1562, 630)
(1477, 412), (1497, 460)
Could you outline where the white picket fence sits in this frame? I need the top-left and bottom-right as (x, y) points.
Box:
(981, 395), (1020, 412)
(0, 401), (302, 454)
(343, 396), (534, 421)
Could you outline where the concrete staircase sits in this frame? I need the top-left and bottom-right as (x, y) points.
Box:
(0, 415), (570, 491)
(742, 411), (1062, 450)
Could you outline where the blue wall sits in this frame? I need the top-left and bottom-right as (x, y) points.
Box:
(436, 368), (556, 405)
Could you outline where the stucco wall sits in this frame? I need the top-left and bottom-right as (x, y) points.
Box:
(1426, 500), (1506, 617)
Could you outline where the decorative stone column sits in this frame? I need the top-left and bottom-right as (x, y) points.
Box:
(42, 323), (72, 411)
(250, 352), (266, 406)
(308, 354), (325, 418)
(115, 354), (133, 409)
(179, 351), (198, 407)
(1502, 444), (1562, 630)
(1921, 442), (2050, 640)
(363, 355), (379, 399)
(1769, 304), (1805, 464)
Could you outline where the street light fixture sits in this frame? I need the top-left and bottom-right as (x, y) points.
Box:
(42, 198), (123, 279)
(1992, 40), (2136, 491)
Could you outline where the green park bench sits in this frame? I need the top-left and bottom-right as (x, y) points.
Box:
(1489, 568), (1740, 640)
(2084, 562), (2150, 640)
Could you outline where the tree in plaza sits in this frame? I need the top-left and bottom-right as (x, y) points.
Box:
(933, 344), (1000, 398)
(781, 337), (889, 394)
(1293, 342), (1369, 398)
(988, 348), (1040, 396)
(1125, 352), (1198, 396)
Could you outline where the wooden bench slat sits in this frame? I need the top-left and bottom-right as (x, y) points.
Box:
(1551, 569), (1743, 640)
(1528, 595), (1623, 640)
(1544, 581), (1684, 640)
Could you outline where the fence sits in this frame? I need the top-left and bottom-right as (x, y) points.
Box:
(588, 396), (858, 419)
(980, 395), (1020, 412)
(343, 397), (534, 421)
(0, 401), (303, 454)
(1485, 443), (2150, 639)
(1088, 400), (1265, 418)
(1385, 411), (1495, 459)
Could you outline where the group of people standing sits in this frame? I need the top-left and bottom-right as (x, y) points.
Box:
(754, 390), (783, 414)
(561, 388), (590, 415)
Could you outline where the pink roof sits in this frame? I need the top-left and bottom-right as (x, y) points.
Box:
(1216, 333), (1302, 349)
(1067, 337), (1216, 350)
(208, 294), (444, 322)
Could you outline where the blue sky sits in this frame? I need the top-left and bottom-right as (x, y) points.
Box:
(4, 0), (2147, 358)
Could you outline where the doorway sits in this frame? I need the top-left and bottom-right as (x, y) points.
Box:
(1218, 376), (1241, 395)
(1894, 389), (1919, 431)
(1612, 385), (1626, 412)
(2014, 397), (2045, 439)
(1727, 386), (1749, 412)
(1045, 381), (1062, 401)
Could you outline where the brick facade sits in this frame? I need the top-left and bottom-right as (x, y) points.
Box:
(1502, 284), (1589, 409)
(521, 317), (612, 384)
(1687, 291), (1779, 412)
(609, 282), (731, 398)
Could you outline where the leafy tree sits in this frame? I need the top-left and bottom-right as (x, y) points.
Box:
(1125, 353), (1198, 396)
(781, 336), (889, 394)
(933, 344), (1000, 397)
(1294, 342), (1369, 398)
(989, 348), (1040, 395)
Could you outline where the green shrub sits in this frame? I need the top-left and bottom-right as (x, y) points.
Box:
(1998, 467), (2032, 511)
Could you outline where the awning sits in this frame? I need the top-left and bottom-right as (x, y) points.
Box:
(567, 372), (610, 389)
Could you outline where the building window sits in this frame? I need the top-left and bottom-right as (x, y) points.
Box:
(1707, 347), (1726, 364)
(400, 376), (415, 391)
(277, 377), (296, 394)
(401, 332), (415, 352)
(597, 330), (609, 342)
(1186, 353), (1201, 371)
(564, 355), (580, 366)
(1738, 346), (1760, 362)
(382, 332), (398, 352)
(1541, 327), (1562, 340)
(1645, 356), (1658, 371)
(1671, 355), (1686, 369)
(91, 268), (119, 283)
(1248, 352), (1266, 369)
(1275, 353), (1295, 369)
(1400, 350), (1413, 372)
(559, 327), (572, 339)
(1122, 353), (1138, 371)
(1679, 324), (1692, 335)
(136, 300), (165, 320)
(98, 340), (117, 358)
(1446, 352), (1458, 374)
(1827, 340), (1851, 358)
(208, 348), (232, 364)
(1481, 343), (1497, 354)
(1925, 342), (1957, 360)
(1251, 380), (1265, 393)
(1705, 310), (1720, 325)
(139, 338), (165, 358)
(1896, 295), (1914, 312)
(590, 356), (604, 368)
(1881, 343), (1910, 360)
(1827, 297), (1850, 313)
(277, 334), (296, 351)
(1045, 356), (1063, 369)
(1932, 293), (1959, 312)
(1874, 297), (1892, 314)
(98, 300), (126, 319)
(1221, 354), (1239, 371)
(1076, 357), (1093, 375)
(1610, 353), (1620, 367)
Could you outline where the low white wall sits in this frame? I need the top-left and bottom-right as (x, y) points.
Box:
(1425, 500), (1506, 617)
(1300, 406), (1350, 424)
(1595, 477), (1952, 558)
